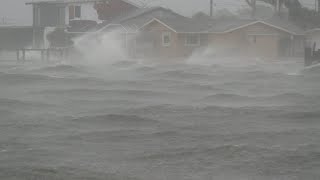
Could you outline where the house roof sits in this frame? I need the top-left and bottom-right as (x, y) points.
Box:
(141, 17), (213, 33)
(140, 16), (305, 35)
(26, 0), (102, 5)
(204, 17), (305, 35)
(26, 0), (140, 7)
(140, 18), (254, 33)
(206, 19), (256, 33)
(98, 6), (184, 32)
(262, 17), (305, 35)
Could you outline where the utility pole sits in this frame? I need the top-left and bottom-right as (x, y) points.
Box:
(252, 0), (256, 18)
(274, 0), (283, 15)
(245, 0), (256, 18)
(275, 0), (279, 14)
(210, 0), (213, 17)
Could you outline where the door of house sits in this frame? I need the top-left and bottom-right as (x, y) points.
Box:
(278, 37), (291, 57)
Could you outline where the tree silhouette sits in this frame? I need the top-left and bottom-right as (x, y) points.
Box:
(244, 0), (320, 28)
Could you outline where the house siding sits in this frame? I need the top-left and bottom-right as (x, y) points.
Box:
(139, 21), (178, 58)
(208, 30), (248, 56)
(208, 22), (303, 57)
(36, 4), (66, 28)
(176, 33), (208, 57)
(133, 20), (304, 59)
(137, 21), (205, 58)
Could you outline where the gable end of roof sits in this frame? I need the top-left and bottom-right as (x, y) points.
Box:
(139, 18), (177, 32)
(222, 20), (303, 35)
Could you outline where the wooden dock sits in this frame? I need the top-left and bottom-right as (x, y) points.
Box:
(16, 47), (70, 62)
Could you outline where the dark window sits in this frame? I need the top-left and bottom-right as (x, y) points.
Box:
(162, 32), (171, 46)
(185, 34), (200, 46)
(75, 6), (81, 18)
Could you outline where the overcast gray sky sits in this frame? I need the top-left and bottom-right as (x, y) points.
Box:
(0, 0), (315, 26)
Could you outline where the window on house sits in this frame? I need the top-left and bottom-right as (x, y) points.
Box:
(248, 35), (257, 44)
(185, 34), (200, 46)
(162, 32), (171, 47)
(75, 6), (81, 18)
(69, 5), (81, 20)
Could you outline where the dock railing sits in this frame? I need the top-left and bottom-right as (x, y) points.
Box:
(16, 47), (71, 62)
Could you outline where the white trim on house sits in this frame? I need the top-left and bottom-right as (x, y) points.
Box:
(139, 18), (177, 33)
(97, 23), (128, 33)
(162, 31), (171, 47)
(26, 0), (102, 5)
(138, 18), (302, 37)
(222, 21), (301, 35)
(26, 0), (140, 7)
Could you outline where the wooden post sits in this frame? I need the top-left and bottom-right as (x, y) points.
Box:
(210, 0), (213, 17)
(305, 47), (313, 66)
(22, 49), (26, 62)
(16, 49), (20, 62)
(252, 0), (256, 18)
(60, 49), (63, 60)
(64, 48), (69, 60)
(46, 49), (50, 61)
(41, 50), (44, 61)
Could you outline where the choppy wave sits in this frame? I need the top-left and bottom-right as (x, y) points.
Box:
(1, 57), (320, 179)
(73, 114), (159, 125)
(0, 73), (61, 83)
(35, 88), (174, 98)
(0, 166), (140, 180)
(0, 98), (52, 109)
(31, 64), (86, 74)
(204, 93), (257, 101)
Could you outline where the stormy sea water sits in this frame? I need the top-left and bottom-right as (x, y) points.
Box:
(0, 53), (320, 180)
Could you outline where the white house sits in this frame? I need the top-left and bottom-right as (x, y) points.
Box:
(26, 0), (102, 27)
(26, 0), (103, 48)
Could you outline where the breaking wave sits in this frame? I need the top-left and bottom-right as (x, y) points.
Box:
(1, 45), (320, 179)
(30, 64), (86, 74)
(73, 114), (159, 125)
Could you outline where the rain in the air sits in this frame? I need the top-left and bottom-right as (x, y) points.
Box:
(0, 0), (320, 179)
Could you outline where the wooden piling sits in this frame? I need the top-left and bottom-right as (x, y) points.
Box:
(40, 50), (44, 61)
(16, 49), (20, 62)
(305, 47), (313, 66)
(60, 49), (63, 60)
(22, 49), (26, 62)
(15, 47), (70, 63)
(46, 49), (50, 61)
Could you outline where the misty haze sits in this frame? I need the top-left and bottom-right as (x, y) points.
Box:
(1, 0), (320, 180)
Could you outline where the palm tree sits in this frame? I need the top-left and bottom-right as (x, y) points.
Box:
(245, 0), (302, 16)
(245, 0), (257, 17)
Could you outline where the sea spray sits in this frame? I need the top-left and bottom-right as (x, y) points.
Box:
(72, 29), (129, 66)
